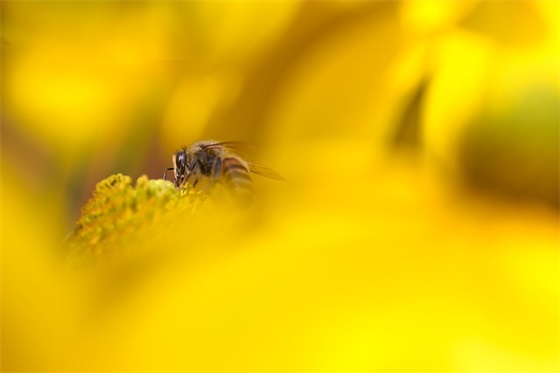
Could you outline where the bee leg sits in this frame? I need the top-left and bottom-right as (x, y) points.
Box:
(203, 157), (222, 192)
(187, 153), (200, 173)
(179, 155), (200, 189)
(195, 158), (221, 195)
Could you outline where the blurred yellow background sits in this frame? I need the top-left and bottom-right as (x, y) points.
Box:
(1, 1), (558, 371)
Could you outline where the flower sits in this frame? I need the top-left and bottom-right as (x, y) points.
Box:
(2, 2), (558, 371)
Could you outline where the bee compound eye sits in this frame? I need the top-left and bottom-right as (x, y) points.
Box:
(176, 151), (185, 166)
(175, 150), (188, 174)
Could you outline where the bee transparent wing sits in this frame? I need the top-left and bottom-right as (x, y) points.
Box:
(248, 162), (285, 181)
(202, 141), (284, 180)
(201, 141), (256, 159)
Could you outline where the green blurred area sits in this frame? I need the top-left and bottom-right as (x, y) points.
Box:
(1, 1), (559, 371)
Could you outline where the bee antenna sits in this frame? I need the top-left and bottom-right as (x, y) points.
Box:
(163, 167), (174, 180)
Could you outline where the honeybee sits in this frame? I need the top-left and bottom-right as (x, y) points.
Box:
(163, 140), (284, 207)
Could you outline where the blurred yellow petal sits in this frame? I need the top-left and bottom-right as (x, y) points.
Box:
(187, 2), (300, 63)
(422, 31), (493, 176)
(1, 170), (78, 371)
(400, 0), (476, 37)
(2, 2), (559, 372)
(460, 1), (549, 46)
(161, 70), (243, 150)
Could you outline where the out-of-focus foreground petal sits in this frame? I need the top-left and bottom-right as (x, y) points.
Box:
(1, 1), (558, 372)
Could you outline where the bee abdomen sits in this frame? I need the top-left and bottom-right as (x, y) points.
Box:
(222, 157), (254, 208)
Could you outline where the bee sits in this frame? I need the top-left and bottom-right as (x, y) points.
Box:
(163, 140), (284, 207)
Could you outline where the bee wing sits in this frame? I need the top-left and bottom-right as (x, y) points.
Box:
(202, 141), (284, 180)
(248, 162), (285, 181)
(201, 141), (256, 159)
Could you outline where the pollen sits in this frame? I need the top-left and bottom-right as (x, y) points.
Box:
(67, 174), (204, 262)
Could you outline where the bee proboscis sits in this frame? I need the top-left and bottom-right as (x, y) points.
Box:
(163, 140), (284, 207)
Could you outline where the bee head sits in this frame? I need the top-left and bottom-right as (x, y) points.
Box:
(173, 149), (188, 187)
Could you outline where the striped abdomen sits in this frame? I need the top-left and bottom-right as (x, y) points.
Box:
(222, 157), (254, 208)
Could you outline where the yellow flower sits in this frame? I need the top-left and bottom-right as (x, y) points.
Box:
(2, 1), (558, 372)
